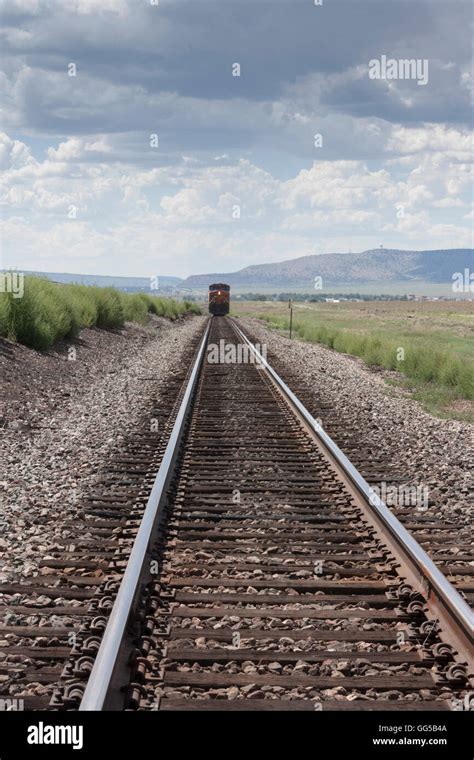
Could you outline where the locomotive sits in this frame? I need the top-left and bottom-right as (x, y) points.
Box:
(208, 283), (230, 316)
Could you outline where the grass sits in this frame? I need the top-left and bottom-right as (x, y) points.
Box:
(0, 275), (201, 351)
(233, 300), (474, 422)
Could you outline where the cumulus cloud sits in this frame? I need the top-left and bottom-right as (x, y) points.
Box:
(1, 139), (472, 274)
(0, 0), (472, 274)
(46, 136), (113, 161)
(386, 125), (472, 161)
(0, 131), (33, 168)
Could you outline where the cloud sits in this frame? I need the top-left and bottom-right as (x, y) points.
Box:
(0, 131), (33, 168)
(0, 0), (472, 274)
(386, 124), (472, 161)
(46, 136), (113, 161)
(1, 136), (472, 275)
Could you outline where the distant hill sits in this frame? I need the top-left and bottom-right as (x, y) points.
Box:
(26, 271), (183, 293)
(181, 249), (474, 292)
(23, 249), (474, 296)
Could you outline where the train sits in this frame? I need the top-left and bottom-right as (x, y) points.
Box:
(208, 283), (230, 316)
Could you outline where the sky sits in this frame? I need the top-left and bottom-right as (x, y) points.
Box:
(0, 0), (472, 278)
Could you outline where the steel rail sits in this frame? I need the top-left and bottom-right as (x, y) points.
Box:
(231, 319), (474, 668)
(79, 319), (211, 711)
(79, 314), (472, 711)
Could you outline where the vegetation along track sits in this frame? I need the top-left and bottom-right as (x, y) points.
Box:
(1, 317), (472, 711)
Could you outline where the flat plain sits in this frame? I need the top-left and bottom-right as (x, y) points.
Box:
(233, 299), (474, 422)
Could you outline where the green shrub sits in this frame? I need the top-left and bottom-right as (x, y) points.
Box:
(0, 277), (78, 350)
(363, 337), (384, 366)
(439, 358), (474, 399)
(0, 289), (13, 339)
(67, 285), (98, 328)
(0, 276), (202, 351)
(259, 309), (474, 404)
(121, 293), (149, 325)
(183, 300), (202, 315)
(92, 287), (124, 329)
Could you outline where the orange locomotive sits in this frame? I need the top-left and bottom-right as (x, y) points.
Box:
(208, 283), (230, 316)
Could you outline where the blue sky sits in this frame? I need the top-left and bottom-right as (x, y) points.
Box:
(0, 0), (472, 277)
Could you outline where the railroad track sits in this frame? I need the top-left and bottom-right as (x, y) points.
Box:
(1, 317), (472, 711)
(0, 330), (204, 710)
(244, 327), (474, 602)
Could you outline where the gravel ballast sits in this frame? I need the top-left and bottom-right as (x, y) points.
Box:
(239, 317), (473, 534)
(1, 313), (471, 583)
(0, 316), (206, 582)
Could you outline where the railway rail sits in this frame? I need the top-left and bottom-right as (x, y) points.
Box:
(0, 317), (472, 711)
(248, 328), (474, 603)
